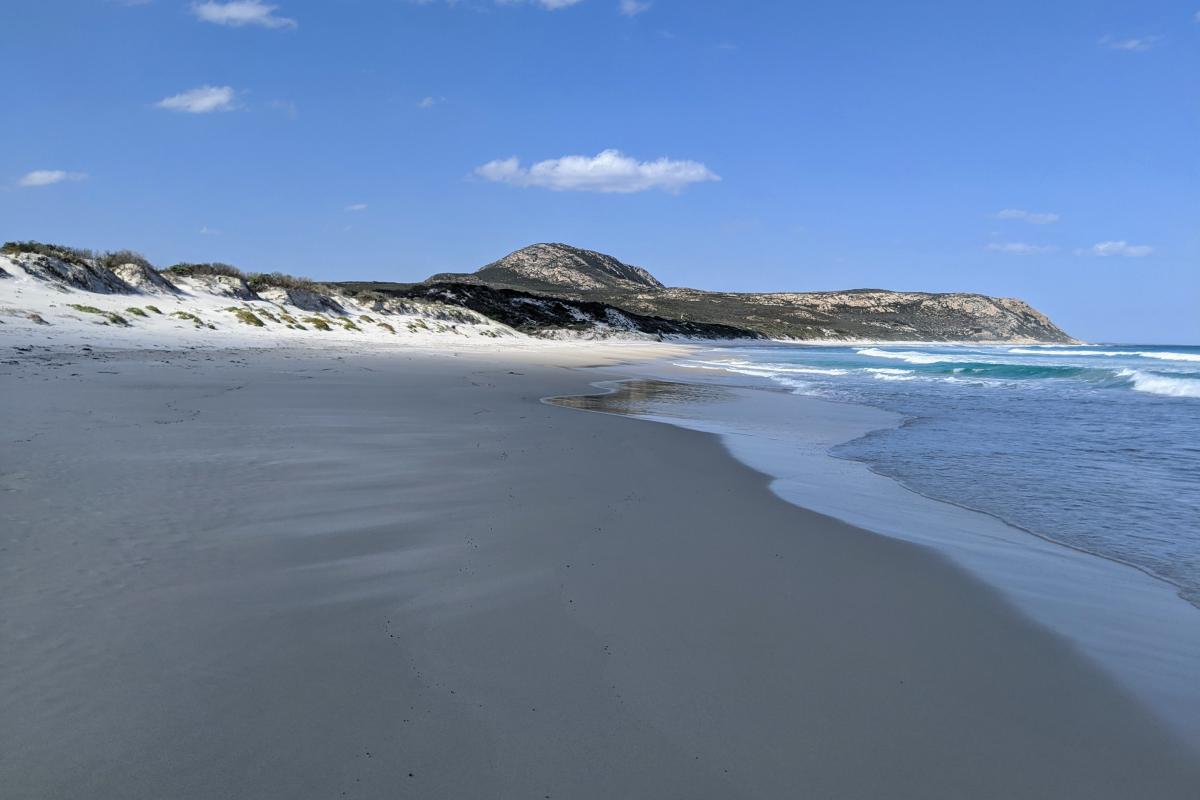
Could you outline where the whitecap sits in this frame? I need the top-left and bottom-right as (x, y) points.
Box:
(855, 347), (969, 365)
(1118, 369), (1200, 399)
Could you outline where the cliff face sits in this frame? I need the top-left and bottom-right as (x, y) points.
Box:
(422, 244), (1076, 343)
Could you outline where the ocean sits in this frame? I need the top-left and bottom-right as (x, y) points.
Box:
(675, 343), (1200, 609)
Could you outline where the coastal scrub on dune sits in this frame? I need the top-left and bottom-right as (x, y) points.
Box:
(68, 304), (129, 326)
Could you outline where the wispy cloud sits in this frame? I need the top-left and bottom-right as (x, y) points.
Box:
(200, 225), (222, 236)
(345, 203), (368, 212)
(156, 85), (238, 113)
(1086, 240), (1153, 257)
(1099, 34), (1161, 52)
(619, 0), (650, 15)
(191, 1), (297, 28)
(994, 208), (1060, 225)
(268, 98), (298, 118)
(493, 0), (584, 8)
(17, 170), (88, 188)
(417, 96), (444, 109)
(415, 0), (583, 10)
(985, 242), (1056, 255)
(475, 149), (720, 193)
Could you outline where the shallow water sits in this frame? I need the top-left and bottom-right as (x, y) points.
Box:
(675, 343), (1200, 608)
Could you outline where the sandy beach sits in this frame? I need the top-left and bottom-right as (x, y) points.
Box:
(3, 341), (1199, 799)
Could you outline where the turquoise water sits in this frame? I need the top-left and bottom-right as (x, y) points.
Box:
(678, 344), (1200, 607)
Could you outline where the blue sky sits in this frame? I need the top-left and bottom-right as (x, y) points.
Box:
(3, 0), (1197, 342)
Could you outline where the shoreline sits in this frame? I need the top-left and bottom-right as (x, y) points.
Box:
(4, 342), (1199, 796)
(551, 368), (1200, 749)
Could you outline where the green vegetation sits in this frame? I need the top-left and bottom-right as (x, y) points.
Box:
(303, 316), (332, 331)
(226, 307), (266, 327)
(69, 304), (129, 326)
(124, 307), (149, 318)
(349, 289), (388, 305)
(163, 262), (244, 279)
(338, 318), (360, 331)
(279, 312), (299, 325)
(257, 308), (280, 323)
(245, 272), (321, 293)
(144, 305), (163, 314)
(3, 241), (95, 265)
(359, 315), (374, 323)
(171, 310), (215, 329)
(376, 322), (395, 334)
(100, 250), (154, 270)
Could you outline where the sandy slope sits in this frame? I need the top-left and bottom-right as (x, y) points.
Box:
(0, 253), (520, 351)
(2, 342), (1198, 799)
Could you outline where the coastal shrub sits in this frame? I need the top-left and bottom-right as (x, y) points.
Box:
(245, 272), (321, 292)
(144, 305), (163, 314)
(257, 308), (280, 323)
(69, 304), (129, 326)
(303, 316), (332, 331)
(350, 289), (388, 305)
(170, 310), (214, 329)
(339, 318), (360, 331)
(3, 241), (95, 265)
(124, 307), (149, 318)
(163, 262), (244, 279)
(226, 307), (265, 327)
(100, 250), (154, 270)
(359, 315), (374, 323)
(377, 322), (395, 334)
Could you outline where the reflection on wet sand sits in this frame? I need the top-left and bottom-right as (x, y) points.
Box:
(547, 379), (732, 416)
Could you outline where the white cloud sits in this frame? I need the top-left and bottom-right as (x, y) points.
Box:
(1099, 34), (1160, 52)
(475, 149), (720, 193)
(1088, 240), (1153, 257)
(17, 170), (88, 187)
(156, 85), (238, 113)
(345, 203), (368, 212)
(619, 0), (650, 15)
(191, 1), (297, 28)
(200, 225), (222, 235)
(417, 96), (445, 108)
(493, 0), (584, 8)
(994, 208), (1059, 225)
(985, 242), (1056, 255)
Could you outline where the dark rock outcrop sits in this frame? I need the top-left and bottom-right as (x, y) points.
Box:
(416, 243), (1075, 342)
(392, 283), (760, 340)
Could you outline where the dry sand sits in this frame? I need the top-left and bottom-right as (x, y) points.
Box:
(2, 343), (1198, 798)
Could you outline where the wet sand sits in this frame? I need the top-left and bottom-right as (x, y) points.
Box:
(3, 344), (1198, 798)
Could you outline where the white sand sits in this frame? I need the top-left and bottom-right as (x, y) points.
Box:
(3, 340), (1199, 798)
